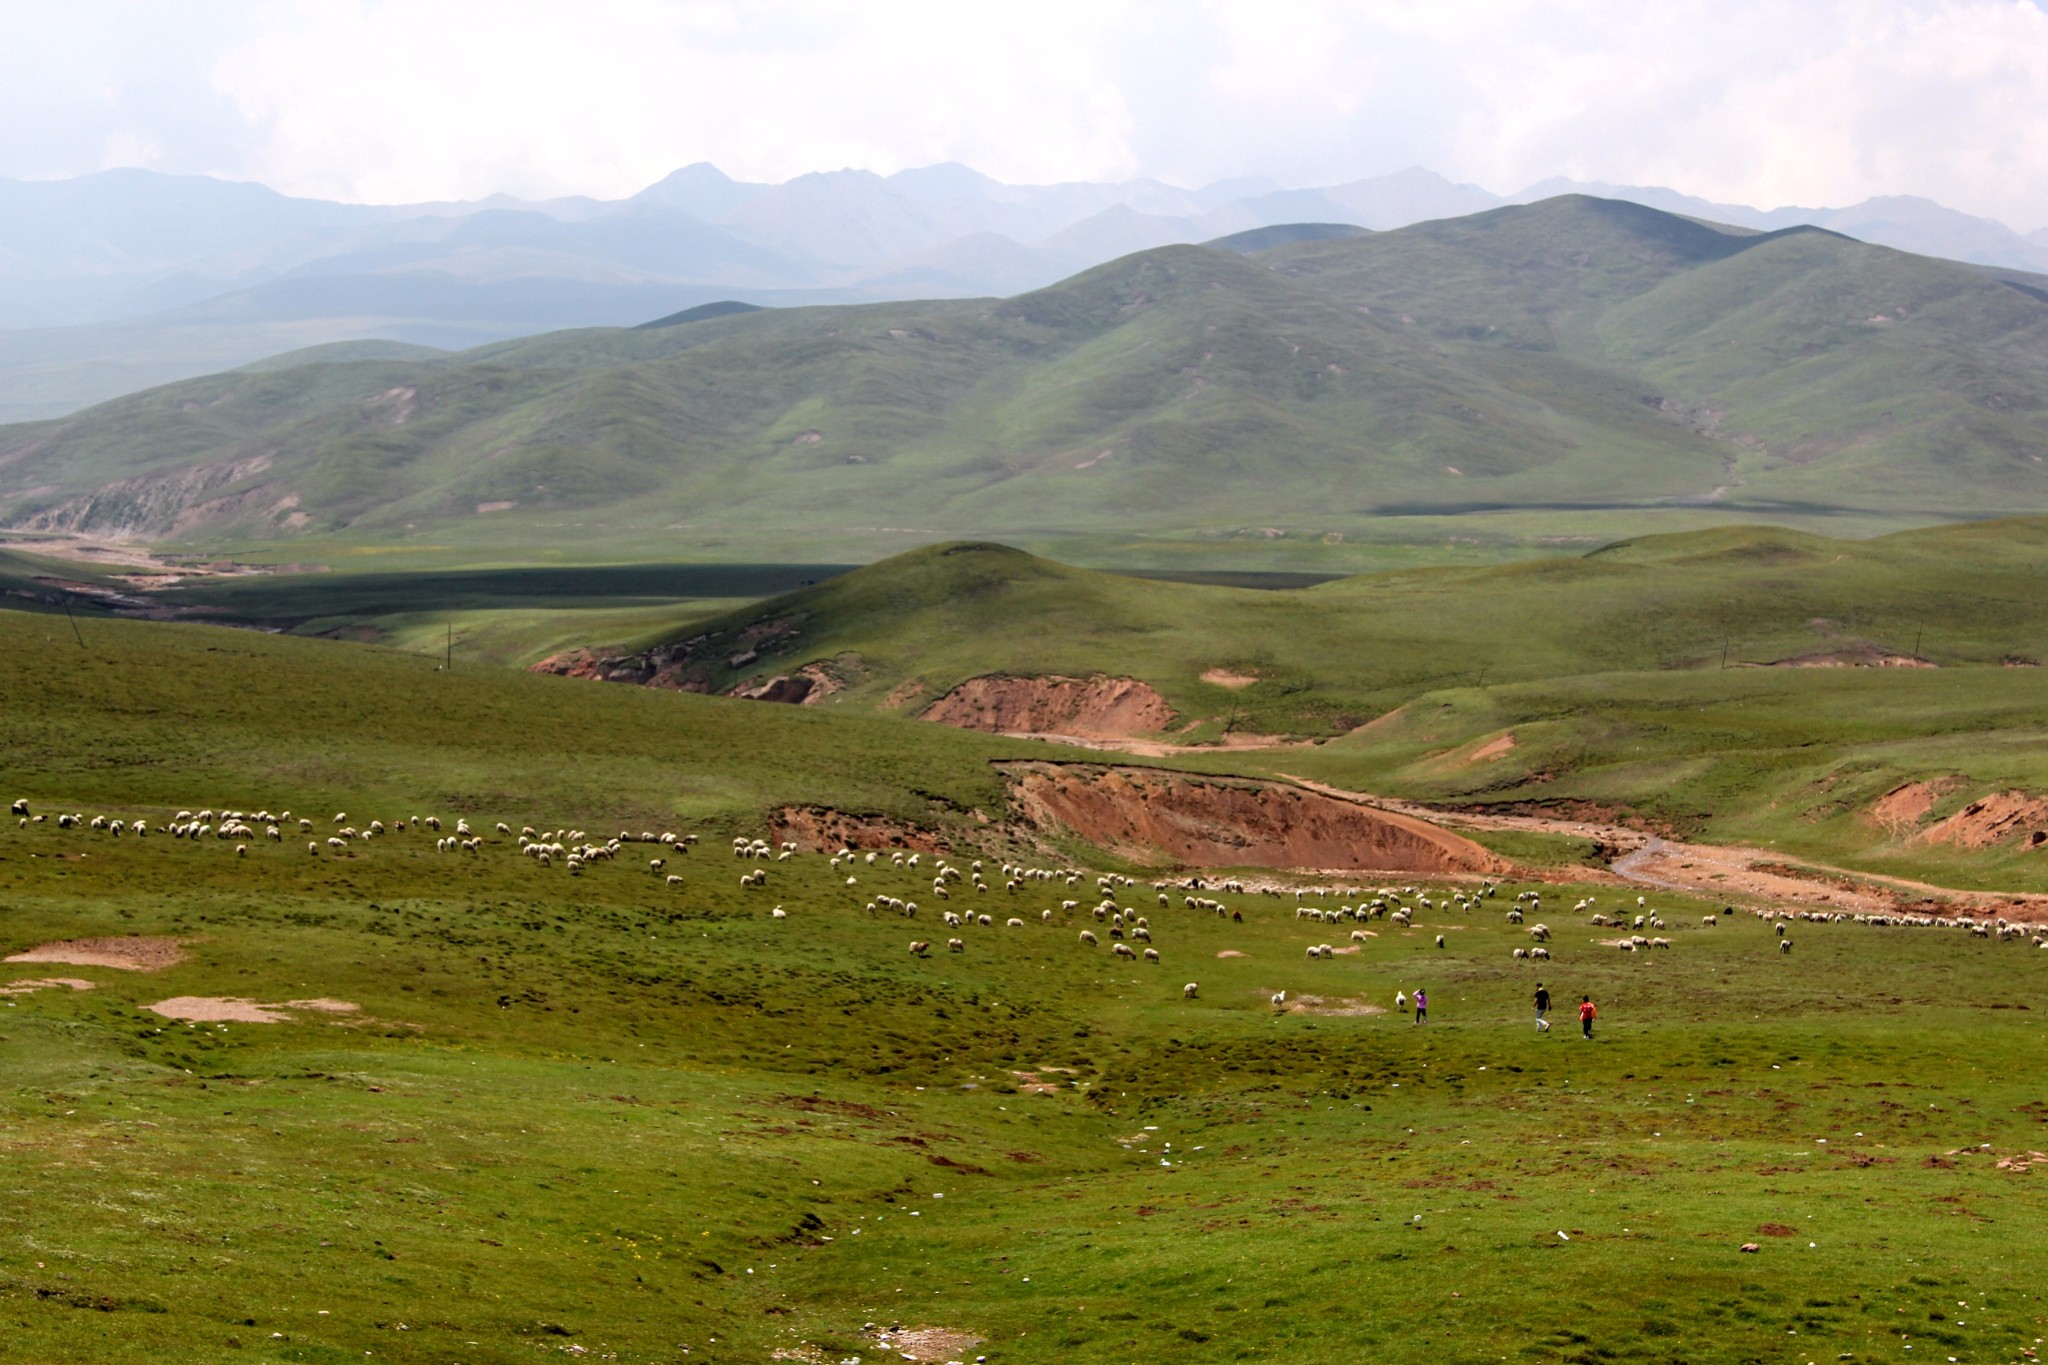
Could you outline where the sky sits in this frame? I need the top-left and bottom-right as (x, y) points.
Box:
(3, 0), (2048, 231)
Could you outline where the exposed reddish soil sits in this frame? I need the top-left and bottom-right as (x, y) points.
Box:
(770, 806), (947, 854)
(7, 936), (185, 971)
(1867, 777), (1967, 834)
(729, 661), (845, 705)
(534, 647), (607, 680)
(1467, 733), (1517, 763)
(1918, 790), (2048, 849)
(1002, 762), (1507, 874)
(923, 675), (1175, 740)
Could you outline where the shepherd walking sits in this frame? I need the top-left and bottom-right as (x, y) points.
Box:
(1578, 994), (1597, 1040)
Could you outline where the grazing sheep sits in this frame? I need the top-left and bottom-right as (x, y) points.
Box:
(1007, 917), (1025, 928)
(948, 938), (965, 953)
(909, 940), (931, 956)
(307, 841), (319, 855)
(1041, 909), (1053, 922)
(1183, 982), (1199, 999)
(1532, 946), (1551, 961)
(1529, 924), (1552, 942)
(1775, 923), (1786, 937)
(770, 907), (787, 920)
(1649, 936), (1671, 949)
(1079, 930), (1099, 946)
(1702, 915), (1717, 927)
(666, 874), (684, 886)
(1513, 947), (1529, 960)
(1112, 942), (1136, 959)
(1779, 938), (1793, 954)
(1435, 934), (1445, 948)
(1142, 947), (1160, 962)
(8, 800), (24, 817)
(1272, 991), (1287, 1008)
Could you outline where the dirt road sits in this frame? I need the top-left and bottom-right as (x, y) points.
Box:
(1276, 773), (2048, 921)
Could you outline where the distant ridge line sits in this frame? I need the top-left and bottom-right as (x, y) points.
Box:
(636, 299), (766, 330)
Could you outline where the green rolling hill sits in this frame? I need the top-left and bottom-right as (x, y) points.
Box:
(3, 196), (2047, 565)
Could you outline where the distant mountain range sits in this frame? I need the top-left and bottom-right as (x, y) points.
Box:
(3, 163), (2048, 423)
(5, 194), (2046, 563)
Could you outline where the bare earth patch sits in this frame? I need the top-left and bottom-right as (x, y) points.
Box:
(874, 1326), (983, 1363)
(1468, 733), (1517, 762)
(1216, 949), (1248, 958)
(1868, 777), (1965, 834)
(1201, 667), (1260, 689)
(146, 997), (359, 1024)
(7, 936), (185, 971)
(0, 977), (95, 996)
(1917, 791), (2048, 849)
(1281, 994), (1386, 1017)
(923, 674), (1175, 740)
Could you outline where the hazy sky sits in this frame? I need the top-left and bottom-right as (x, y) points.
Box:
(4, 0), (2048, 230)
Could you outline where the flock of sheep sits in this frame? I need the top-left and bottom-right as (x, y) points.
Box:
(13, 797), (2046, 1019)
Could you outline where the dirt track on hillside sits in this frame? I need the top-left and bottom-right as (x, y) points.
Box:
(1276, 774), (2048, 920)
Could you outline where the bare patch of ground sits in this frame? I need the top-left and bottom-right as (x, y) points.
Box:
(769, 806), (946, 854)
(923, 674), (1174, 740)
(1918, 791), (2048, 850)
(0, 977), (94, 996)
(729, 660), (845, 705)
(145, 997), (359, 1023)
(1468, 733), (1517, 762)
(1216, 949), (1248, 958)
(1280, 994), (1385, 1016)
(1002, 762), (1506, 874)
(1740, 643), (1935, 669)
(1868, 777), (1966, 834)
(1201, 667), (1260, 689)
(7, 937), (184, 971)
(872, 1326), (984, 1363)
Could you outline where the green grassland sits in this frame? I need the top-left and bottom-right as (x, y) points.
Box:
(4, 196), (2048, 569)
(3, 605), (2048, 1361)
(523, 518), (2048, 893)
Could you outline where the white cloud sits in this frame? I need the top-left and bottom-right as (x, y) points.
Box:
(0, 0), (2045, 229)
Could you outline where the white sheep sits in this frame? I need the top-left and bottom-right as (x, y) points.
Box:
(1112, 942), (1136, 959)
(948, 938), (965, 953)
(1079, 930), (1098, 946)
(1142, 947), (1160, 962)
(1183, 982), (1199, 999)
(771, 907), (787, 920)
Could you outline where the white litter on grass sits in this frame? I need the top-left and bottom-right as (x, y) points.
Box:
(1558, 1231), (1570, 1241)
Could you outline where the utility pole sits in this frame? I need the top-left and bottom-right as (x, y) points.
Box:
(1913, 624), (1924, 661)
(63, 597), (85, 650)
(445, 623), (453, 672)
(1720, 637), (1729, 670)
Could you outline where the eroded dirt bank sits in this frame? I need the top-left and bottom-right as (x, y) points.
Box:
(923, 675), (1175, 739)
(1002, 762), (1506, 874)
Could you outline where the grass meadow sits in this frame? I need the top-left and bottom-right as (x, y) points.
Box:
(0, 607), (2045, 1361)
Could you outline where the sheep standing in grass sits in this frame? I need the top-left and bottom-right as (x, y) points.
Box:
(948, 938), (965, 953)
(1142, 947), (1160, 963)
(1779, 938), (1793, 954)
(1079, 930), (1098, 946)
(1183, 982), (1199, 999)
(909, 940), (931, 956)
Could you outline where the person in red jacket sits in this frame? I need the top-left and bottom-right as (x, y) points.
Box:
(1579, 995), (1597, 1040)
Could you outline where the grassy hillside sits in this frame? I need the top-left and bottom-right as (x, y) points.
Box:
(5, 604), (2048, 1361)
(552, 521), (2048, 887)
(5, 196), (2047, 566)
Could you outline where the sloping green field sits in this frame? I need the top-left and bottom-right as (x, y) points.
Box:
(3, 607), (2048, 1362)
